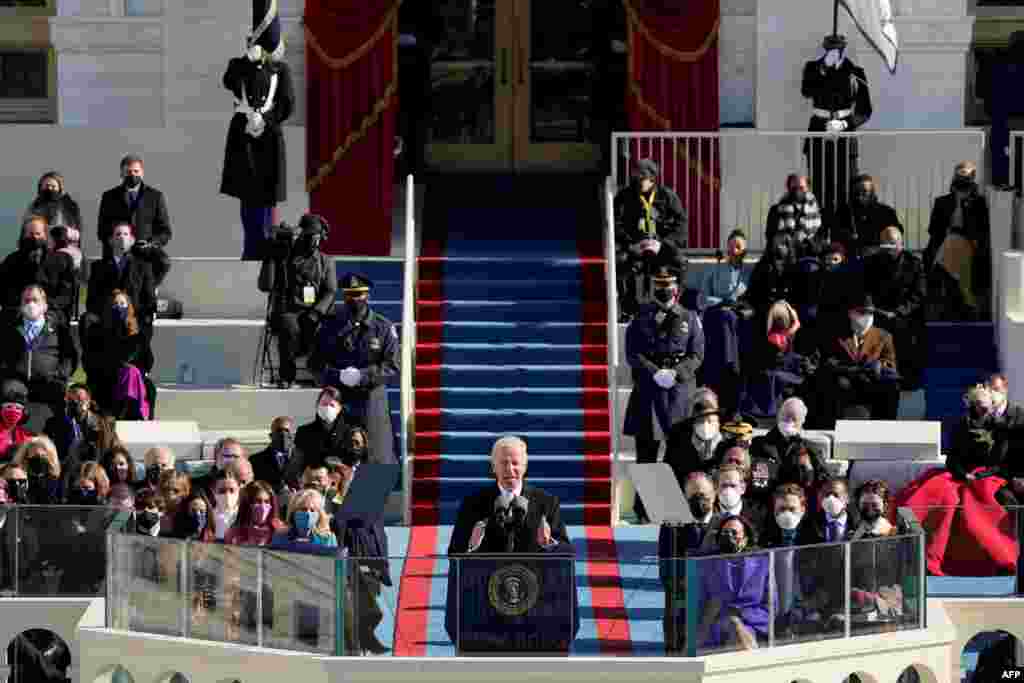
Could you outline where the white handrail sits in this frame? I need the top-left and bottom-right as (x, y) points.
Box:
(604, 175), (620, 524)
(400, 173), (416, 526)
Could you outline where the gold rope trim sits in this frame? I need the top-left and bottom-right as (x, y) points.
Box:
(305, 0), (401, 71)
(622, 0), (719, 63)
(305, 11), (399, 192)
(626, 19), (720, 192)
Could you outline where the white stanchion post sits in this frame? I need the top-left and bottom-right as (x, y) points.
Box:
(401, 173), (416, 526)
(605, 176), (621, 524)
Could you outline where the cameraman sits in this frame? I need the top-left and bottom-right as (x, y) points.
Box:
(613, 158), (688, 321)
(258, 214), (337, 389)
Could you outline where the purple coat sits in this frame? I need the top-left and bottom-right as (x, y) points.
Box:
(700, 555), (772, 648)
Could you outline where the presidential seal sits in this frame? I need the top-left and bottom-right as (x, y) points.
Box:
(488, 564), (540, 617)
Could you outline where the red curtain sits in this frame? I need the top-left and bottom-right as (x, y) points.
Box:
(305, 1), (399, 256)
(624, 0), (721, 249)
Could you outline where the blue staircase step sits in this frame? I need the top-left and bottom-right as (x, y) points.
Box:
(425, 257), (602, 282)
(417, 477), (602, 505)
(420, 300), (583, 323)
(430, 321), (600, 345)
(334, 261), (403, 283)
(923, 367), (989, 389)
(413, 500), (593, 525)
(424, 431), (609, 456)
(429, 454), (597, 479)
(425, 279), (583, 300)
(429, 408), (595, 432)
(430, 343), (591, 366)
(439, 364), (600, 388)
(432, 387), (599, 410)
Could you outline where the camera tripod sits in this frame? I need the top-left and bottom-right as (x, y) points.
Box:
(253, 293), (279, 387)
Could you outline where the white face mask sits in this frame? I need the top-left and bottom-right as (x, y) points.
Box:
(991, 391), (1007, 408)
(822, 494), (845, 517)
(850, 314), (873, 335)
(719, 487), (741, 508)
(317, 404), (340, 424)
(215, 491), (239, 511)
(695, 421), (719, 442)
(778, 420), (800, 438)
(21, 302), (44, 321)
(776, 510), (803, 531)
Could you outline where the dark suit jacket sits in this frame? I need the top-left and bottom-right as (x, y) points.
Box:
(85, 254), (156, 321)
(925, 191), (991, 293)
(448, 484), (572, 556)
(284, 417), (349, 488)
(803, 508), (861, 545)
(699, 499), (768, 553)
(250, 446), (291, 493)
(97, 182), (172, 247)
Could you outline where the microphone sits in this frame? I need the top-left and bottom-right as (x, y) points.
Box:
(493, 495), (511, 525)
(510, 496), (529, 526)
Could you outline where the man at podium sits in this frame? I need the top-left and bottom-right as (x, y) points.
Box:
(448, 435), (572, 555)
(446, 435), (577, 655)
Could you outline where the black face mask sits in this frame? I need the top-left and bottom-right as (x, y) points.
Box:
(790, 190), (807, 204)
(298, 234), (321, 253)
(39, 189), (59, 203)
(136, 510), (160, 533)
(952, 176), (975, 192)
(342, 446), (368, 467)
(653, 288), (675, 304)
(146, 464), (162, 485)
(271, 431), (294, 454)
(688, 494), (713, 520)
(70, 488), (98, 505)
(860, 507), (882, 523)
(123, 175), (142, 189)
(854, 190), (876, 205)
(718, 535), (741, 554)
(20, 237), (46, 253)
(346, 299), (369, 318)
(66, 400), (89, 421)
(6, 479), (28, 504)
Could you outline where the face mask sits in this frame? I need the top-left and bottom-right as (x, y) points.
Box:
(73, 488), (98, 505)
(688, 494), (712, 519)
(822, 494), (846, 517)
(346, 299), (369, 317)
(137, 511), (160, 535)
(854, 190), (876, 205)
(66, 400), (88, 420)
(112, 304), (129, 321)
(718, 533), (742, 554)
(114, 236), (134, 253)
(123, 175), (142, 189)
(146, 464), (162, 485)
(952, 176), (974, 191)
(343, 445), (368, 467)
(850, 314), (873, 335)
(190, 511), (208, 535)
(991, 391), (1007, 408)
(215, 491), (238, 511)
(719, 487), (741, 508)
(1, 405), (24, 428)
(695, 421), (719, 441)
(252, 502), (272, 525)
(790, 190), (807, 204)
(113, 463), (129, 482)
(860, 496), (884, 523)
(20, 237), (46, 253)
(653, 288), (676, 304)
(776, 510), (803, 530)
(40, 189), (59, 202)
(21, 302), (44, 321)
(294, 510), (316, 534)
(271, 431), (294, 453)
(6, 480), (28, 504)
(317, 404), (340, 424)
(778, 420), (800, 438)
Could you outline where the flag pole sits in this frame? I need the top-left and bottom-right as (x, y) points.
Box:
(832, 0), (839, 36)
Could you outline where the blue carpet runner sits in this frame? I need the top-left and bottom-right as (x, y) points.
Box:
(397, 174), (627, 655)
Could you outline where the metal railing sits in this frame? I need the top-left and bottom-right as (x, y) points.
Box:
(400, 173), (417, 525)
(1009, 132), (1023, 192)
(612, 129), (987, 252)
(603, 176), (622, 520)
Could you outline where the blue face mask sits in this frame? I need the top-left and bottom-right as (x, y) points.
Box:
(112, 304), (128, 321)
(294, 510), (316, 535)
(191, 511), (207, 535)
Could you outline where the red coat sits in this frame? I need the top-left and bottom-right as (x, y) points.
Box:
(0, 426), (33, 460)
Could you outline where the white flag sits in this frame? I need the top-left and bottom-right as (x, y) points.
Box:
(840, 0), (899, 74)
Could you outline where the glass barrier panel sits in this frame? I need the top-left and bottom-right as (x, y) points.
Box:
(773, 542), (847, 646)
(453, 555), (577, 656)
(186, 542), (232, 642)
(220, 545), (262, 646)
(261, 549), (338, 654)
(848, 534), (923, 638)
(912, 505), (1019, 596)
(0, 507), (17, 595)
(685, 549), (774, 656)
(107, 534), (185, 637)
(18, 505), (116, 596)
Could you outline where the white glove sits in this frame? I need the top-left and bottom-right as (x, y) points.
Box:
(824, 49), (841, 68)
(826, 119), (847, 133)
(246, 44), (264, 62)
(654, 368), (677, 389)
(245, 111), (266, 137)
(339, 366), (362, 387)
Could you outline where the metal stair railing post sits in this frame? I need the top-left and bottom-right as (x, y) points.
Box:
(401, 173), (417, 526)
(604, 175), (621, 525)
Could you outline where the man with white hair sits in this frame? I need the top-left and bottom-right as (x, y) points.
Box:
(141, 446), (175, 490)
(448, 435), (572, 555)
(749, 398), (826, 502)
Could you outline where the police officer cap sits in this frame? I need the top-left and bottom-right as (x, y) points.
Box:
(299, 213), (329, 237)
(721, 413), (757, 437)
(651, 266), (680, 286)
(822, 34), (847, 50)
(340, 272), (372, 294)
(635, 158), (659, 180)
(0, 379), (28, 406)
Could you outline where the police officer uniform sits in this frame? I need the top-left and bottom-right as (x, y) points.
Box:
(312, 274), (399, 465)
(801, 34), (873, 218)
(257, 214), (337, 388)
(624, 267), (704, 522)
(613, 159), (689, 319)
